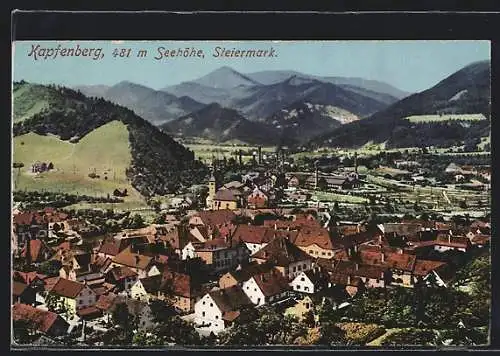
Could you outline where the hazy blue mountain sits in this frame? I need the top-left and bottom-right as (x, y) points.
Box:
(246, 70), (411, 99)
(190, 65), (262, 89)
(234, 75), (388, 120)
(77, 81), (205, 125)
(74, 84), (111, 98)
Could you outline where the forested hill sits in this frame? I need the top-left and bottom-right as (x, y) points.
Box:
(13, 81), (207, 197)
(309, 60), (491, 149)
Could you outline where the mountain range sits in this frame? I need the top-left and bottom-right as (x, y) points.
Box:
(75, 66), (411, 144)
(75, 81), (205, 126)
(70, 61), (490, 148)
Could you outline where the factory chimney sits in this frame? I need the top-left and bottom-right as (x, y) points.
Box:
(258, 146), (262, 165)
(354, 152), (358, 174)
(314, 160), (319, 190)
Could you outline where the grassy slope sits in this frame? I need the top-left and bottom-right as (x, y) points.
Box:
(13, 120), (145, 206)
(13, 83), (52, 122)
(405, 114), (487, 123)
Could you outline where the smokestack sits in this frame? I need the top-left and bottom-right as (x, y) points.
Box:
(239, 150), (243, 166)
(354, 152), (358, 174)
(258, 146), (262, 165)
(315, 163), (319, 190)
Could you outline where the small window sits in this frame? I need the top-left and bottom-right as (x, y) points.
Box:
(293, 267), (297, 272)
(321, 252), (326, 256)
(79, 300), (83, 305)
(309, 250), (313, 254)
(254, 288), (257, 292)
(202, 311), (205, 317)
(303, 264), (306, 269)
(296, 285), (301, 290)
(305, 286), (309, 291)
(298, 265), (302, 271)
(210, 303), (213, 307)
(215, 315), (219, 319)
(305, 303), (310, 309)
(300, 277), (305, 282)
(257, 298), (261, 304)
(203, 301), (205, 305)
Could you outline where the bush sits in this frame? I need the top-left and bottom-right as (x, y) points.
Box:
(337, 322), (386, 345)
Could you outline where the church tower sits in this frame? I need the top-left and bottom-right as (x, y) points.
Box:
(206, 168), (218, 209)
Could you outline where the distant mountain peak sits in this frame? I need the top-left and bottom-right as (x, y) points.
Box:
(193, 66), (262, 89)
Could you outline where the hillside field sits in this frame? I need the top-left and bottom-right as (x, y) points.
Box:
(13, 120), (146, 207)
(13, 83), (51, 123)
(404, 114), (487, 123)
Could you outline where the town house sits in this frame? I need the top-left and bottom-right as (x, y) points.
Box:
(251, 235), (312, 280)
(292, 226), (341, 259)
(194, 285), (253, 335)
(12, 303), (69, 338)
(218, 261), (275, 289)
(241, 268), (290, 306)
(290, 270), (330, 294)
(110, 246), (155, 279)
(247, 187), (269, 209)
(189, 210), (237, 240)
(44, 277), (97, 317)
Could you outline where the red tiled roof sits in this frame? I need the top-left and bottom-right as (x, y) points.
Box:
(471, 234), (490, 245)
(294, 227), (334, 250)
(215, 189), (240, 202)
(12, 271), (47, 285)
(195, 210), (236, 226)
(91, 255), (113, 272)
(21, 239), (52, 263)
(98, 241), (121, 256)
(263, 216), (321, 230)
(162, 271), (203, 298)
(13, 281), (29, 297)
(435, 235), (470, 249)
(77, 306), (102, 318)
(253, 269), (290, 297)
(252, 235), (311, 267)
(195, 238), (228, 251)
(413, 260), (447, 276)
(232, 225), (270, 244)
(12, 303), (64, 334)
(334, 261), (387, 280)
(209, 285), (253, 313)
(95, 293), (118, 312)
(112, 246), (153, 270)
(384, 252), (417, 271)
(108, 266), (138, 281)
(228, 261), (275, 282)
(222, 310), (240, 322)
(13, 212), (47, 225)
(47, 278), (86, 299)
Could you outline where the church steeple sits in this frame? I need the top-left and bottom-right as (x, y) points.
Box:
(206, 166), (218, 209)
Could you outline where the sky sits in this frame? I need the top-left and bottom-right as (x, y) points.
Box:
(13, 40), (490, 93)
